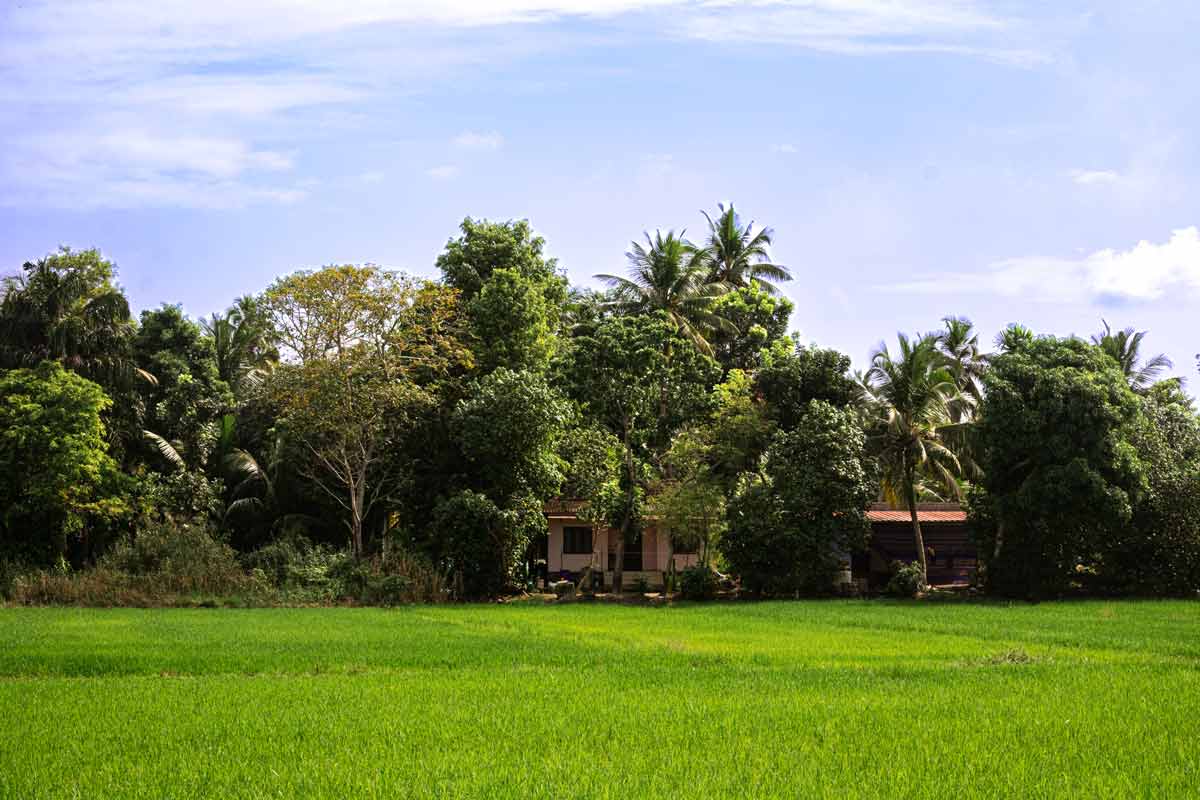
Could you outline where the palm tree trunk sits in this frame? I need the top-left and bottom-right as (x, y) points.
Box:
(906, 468), (928, 588)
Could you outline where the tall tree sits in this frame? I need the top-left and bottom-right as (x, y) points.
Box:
(595, 230), (731, 356)
(201, 296), (276, 396)
(708, 282), (794, 374)
(134, 304), (233, 472)
(1091, 320), (1173, 393)
(264, 267), (469, 556)
(0, 248), (137, 385)
(724, 400), (874, 595)
(863, 333), (966, 587)
(0, 362), (130, 565)
(562, 314), (669, 592)
(436, 217), (566, 309)
(969, 336), (1146, 598)
(696, 203), (792, 294)
(936, 316), (986, 422)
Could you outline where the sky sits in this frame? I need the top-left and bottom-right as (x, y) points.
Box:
(1, 1), (1198, 380)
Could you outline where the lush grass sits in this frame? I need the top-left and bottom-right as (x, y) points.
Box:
(1, 601), (1198, 799)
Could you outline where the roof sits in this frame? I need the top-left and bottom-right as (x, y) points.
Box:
(867, 504), (967, 523)
(545, 499), (966, 523)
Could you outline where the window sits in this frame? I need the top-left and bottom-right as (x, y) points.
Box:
(672, 537), (698, 555)
(562, 526), (593, 555)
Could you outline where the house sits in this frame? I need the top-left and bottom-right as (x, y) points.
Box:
(853, 503), (975, 588)
(540, 499), (975, 592)
(541, 500), (700, 590)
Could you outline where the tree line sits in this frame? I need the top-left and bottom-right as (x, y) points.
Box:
(2, 205), (1198, 601)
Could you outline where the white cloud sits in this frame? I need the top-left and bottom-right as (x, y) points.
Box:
(427, 165), (462, 180)
(771, 143), (798, 154)
(357, 170), (385, 184)
(453, 130), (505, 150)
(1071, 168), (1121, 186)
(680, 1), (1045, 65)
(0, 1), (1043, 208)
(888, 228), (1200, 303)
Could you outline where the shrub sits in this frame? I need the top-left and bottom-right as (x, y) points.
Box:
(425, 490), (540, 598)
(885, 562), (925, 598)
(244, 536), (347, 603)
(8, 516), (264, 606)
(330, 549), (449, 605)
(679, 565), (719, 601)
(101, 516), (244, 590)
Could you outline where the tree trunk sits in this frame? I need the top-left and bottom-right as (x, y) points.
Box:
(658, 338), (673, 458)
(613, 527), (625, 596)
(665, 532), (676, 594)
(906, 469), (928, 589)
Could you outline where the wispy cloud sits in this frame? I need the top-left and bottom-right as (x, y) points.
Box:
(453, 130), (505, 150)
(427, 165), (462, 180)
(1071, 168), (1121, 186)
(0, 1), (1046, 208)
(771, 143), (798, 154)
(887, 228), (1200, 303)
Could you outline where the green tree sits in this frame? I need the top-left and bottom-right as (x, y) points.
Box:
(201, 296), (277, 396)
(1107, 382), (1200, 595)
(596, 230), (730, 356)
(723, 400), (873, 595)
(134, 304), (233, 471)
(936, 316), (986, 422)
(467, 268), (556, 374)
(1091, 320), (1173, 393)
(969, 336), (1146, 598)
(0, 248), (138, 386)
(0, 362), (130, 564)
(557, 425), (623, 578)
(562, 314), (669, 592)
(756, 344), (862, 432)
(437, 217), (567, 309)
(708, 282), (794, 373)
(696, 203), (792, 294)
(265, 267), (469, 556)
(863, 333), (966, 587)
(418, 368), (570, 595)
(651, 427), (727, 573)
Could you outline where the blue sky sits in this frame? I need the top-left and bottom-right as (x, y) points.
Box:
(1, 1), (1198, 378)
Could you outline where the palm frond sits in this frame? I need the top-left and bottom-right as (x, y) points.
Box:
(143, 430), (186, 470)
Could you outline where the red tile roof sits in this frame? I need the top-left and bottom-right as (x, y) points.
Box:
(867, 508), (967, 523)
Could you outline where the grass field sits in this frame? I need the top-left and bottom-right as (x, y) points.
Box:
(2, 601), (1198, 799)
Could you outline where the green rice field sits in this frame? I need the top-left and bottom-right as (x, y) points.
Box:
(1, 601), (1198, 799)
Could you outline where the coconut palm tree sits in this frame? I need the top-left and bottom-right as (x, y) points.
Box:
(595, 230), (732, 355)
(1091, 320), (1172, 393)
(936, 316), (986, 422)
(863, 333), (966, 588)
(994, 323), (1034, 353)
(696, 203), (792, 294)
(0, 249), (142, 387)
(201, 296), (276, 397)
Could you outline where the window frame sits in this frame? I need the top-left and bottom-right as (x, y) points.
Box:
(561, 525), (594, 555)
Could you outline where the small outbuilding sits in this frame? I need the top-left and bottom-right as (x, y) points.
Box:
(853, 503), (975, 589)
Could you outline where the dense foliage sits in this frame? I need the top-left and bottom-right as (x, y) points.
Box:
(2, 208), (1197, 601)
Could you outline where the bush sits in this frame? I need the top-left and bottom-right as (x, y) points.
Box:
(101, 516), (243, 588)
(678, 565), (719, 601)
(244, 536), (347, 603)
(885, 561), (924, 598)
(330, 549), (449, 605)
(8, 516), (263, 606)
